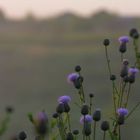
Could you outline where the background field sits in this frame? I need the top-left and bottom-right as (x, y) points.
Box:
(0, 10), (139, 139)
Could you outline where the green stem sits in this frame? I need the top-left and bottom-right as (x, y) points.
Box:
(103, 131), (106, 140)
(88, 135), (91, 140)
(58, 115), (66, 140)
(124, 83), (131, 108)
(119, 82), (126, 107)
(133, 39), (140, 69)
(89, 97), (93, 115)
(119, 126), (121, 140)
(81, 84), (85, 103)
(117, 78), (123, 108)
(112, 81), (117, 118)
(121, 53), (123, 62)
(105, 46), (112, 76)
(93, 122), (96, 140)
(78, 72), (86, 103)
(83, 115), (86, 140)
(67, 113), (71, 132)
(126, 102), (140, 120)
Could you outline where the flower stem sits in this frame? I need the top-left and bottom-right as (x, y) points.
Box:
(83, 115), (86, 140)
(133, 39), (140, 69)
(103, 131), (106, 140)
(89, 97), (93, 115)
(105, 46), (112, 76)
(67, 113), (71, 132)
(126, 102), (140, 120)
(124, 83), (131, 108)
(119, 82), (126, 107)
(112, 81), (117, 118)
(119, 126), (121, 140)
(93, 122), (96, 140)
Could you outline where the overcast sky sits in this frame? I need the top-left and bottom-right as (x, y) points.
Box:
(0, 0), (140, 19)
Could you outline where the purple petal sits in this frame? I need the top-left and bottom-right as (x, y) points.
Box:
(119, 36), (129, 43)
(58, 95), (71, 103)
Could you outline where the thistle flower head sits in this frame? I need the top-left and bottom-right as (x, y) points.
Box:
(117, 108), (128, 116)
(119, 36), (129, 43)
(80, 115), (92, 124)
(128, 67), (139, 75)
(37, 112), (48, 123)
(67, 73), (79, 84)
(58, 95), (71, 104)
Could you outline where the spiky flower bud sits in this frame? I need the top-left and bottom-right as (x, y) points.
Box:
(118, 36), (129, 53)
(103, 39), (110, 46)
(118, 115), (125, 125)
(74, 79), (81, 89)
(64, 103), (70, 113)
(72, 129), (79, 135)
(128, 74), (135, 83)
(18, 131), (27, 140)
(93, 109), (101, 121)
(66, 132), (74, 140)
(129, 28), (139, 39)
(75, 65), (81, 72)
(110, 75), (116, 81)
(83, 123), (91, 136)
(81, 105), (89, 115)
(123, 76), (129, 83)
(6, 106), (14, 114)
(101, 121), (109, 131)
(120, 65), (128, 78)
(52, 113), (59, 118)
(56, 103), (64, 114)
(89, 93), (94, 98)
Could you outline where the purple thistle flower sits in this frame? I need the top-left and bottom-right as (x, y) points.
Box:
(37, 112), (48, 123)
(80, 115), (92, 124)
(128, 67), (139, 75)
(67, 73), (79, 84)
(58, 95), (71, 104)
(117, 108), (128, 116)
(118, 36), (129, 43)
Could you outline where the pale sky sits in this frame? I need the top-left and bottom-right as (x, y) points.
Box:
(0, 0), (140, 19)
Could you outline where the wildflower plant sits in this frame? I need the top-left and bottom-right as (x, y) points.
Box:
(26, 29), (140, 140)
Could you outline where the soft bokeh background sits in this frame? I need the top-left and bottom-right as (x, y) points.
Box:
(0, 0), (140, 139)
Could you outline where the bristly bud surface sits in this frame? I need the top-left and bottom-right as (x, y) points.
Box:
(129, 28), (139, 39)
(56, 103), (64, 114)
(81, 105), (89, 115)
(93, 109), (101, 121)
(18, 131), (27, 140)
(83, 123), (91, 136)
(72, 129), (79, 135)
(101, 121), (109, 131)
(66, 132), (74, 140)
(89, 93), (94, 98)
(103, 39), (110, 46)
(75, 65), (81, 72)
(110, 75), (116, 81)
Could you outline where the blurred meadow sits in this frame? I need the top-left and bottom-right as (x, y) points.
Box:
(0, 9), (139, 139)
